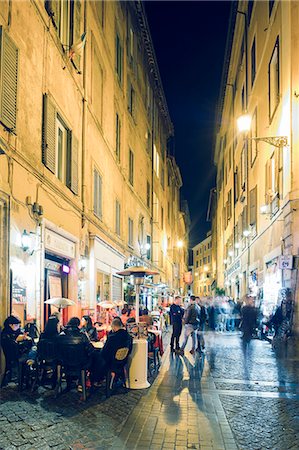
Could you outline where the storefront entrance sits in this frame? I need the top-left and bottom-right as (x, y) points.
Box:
(44, 254), (69, 325)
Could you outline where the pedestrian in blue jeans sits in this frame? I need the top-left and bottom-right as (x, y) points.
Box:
(179, 296), (201, 355)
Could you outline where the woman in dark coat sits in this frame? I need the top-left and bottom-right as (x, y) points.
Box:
(81, 315), (98, 342)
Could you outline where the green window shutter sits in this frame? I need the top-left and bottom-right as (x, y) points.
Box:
(42, 94), (56, 174)
(71, 134), (79, 195)
(0, 29), (18, 132)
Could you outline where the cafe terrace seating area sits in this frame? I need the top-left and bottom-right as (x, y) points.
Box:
(0, 316), (164, 402)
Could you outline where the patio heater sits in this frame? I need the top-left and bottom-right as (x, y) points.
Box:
(117, 266), (159, 390)
(117, 266), (159, 323)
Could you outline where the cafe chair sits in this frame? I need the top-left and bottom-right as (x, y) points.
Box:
(105, 347), (130, 398)
(0, 337), (27, 391)
(34, 339), (59, 390)
(147, 332), (160, 376)
(56, 338), (91, 401)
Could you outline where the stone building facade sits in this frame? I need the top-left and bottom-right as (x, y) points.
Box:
(192, 232), (214, 297)
(0, 0), (188, 365)
(213, 0), (299, 331)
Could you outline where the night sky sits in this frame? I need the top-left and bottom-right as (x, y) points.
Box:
(144, 1), (231, 248)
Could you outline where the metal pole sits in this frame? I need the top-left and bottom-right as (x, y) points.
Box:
(135, 284), (140, 324)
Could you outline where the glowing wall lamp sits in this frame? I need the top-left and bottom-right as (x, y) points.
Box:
(237, 113), (288, 148)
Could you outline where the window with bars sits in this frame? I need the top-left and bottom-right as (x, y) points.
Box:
(93, 169), (103, 219)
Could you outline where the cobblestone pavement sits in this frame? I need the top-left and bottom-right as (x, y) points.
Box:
(0, 331), (298, 450)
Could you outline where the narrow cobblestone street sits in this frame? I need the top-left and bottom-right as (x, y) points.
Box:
(1, 331), (298, 450)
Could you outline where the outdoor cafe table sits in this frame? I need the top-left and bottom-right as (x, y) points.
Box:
(92, 341), (104, 349)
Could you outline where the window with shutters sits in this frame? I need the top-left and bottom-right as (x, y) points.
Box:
(269, 37), (280, 121)
(249, 186), (257, 227)
(93, 169), (102, 219)
(129, 149), (134, 186)
(45, 0), (77, 49)
(265, 150), (280, 205)
(115, 33), (123, 84)
(147, 130), (151, 155)
(128, 217), (134, 248)
(42, 94), (79, 194)
(161, 206), (164, 229)
(240, 144), (247, 191)
(0, 28), (19, 132)
(154, 145), (159, 178)
(146, 235), (151, 260)
(112, 275), (122, 302)
(146, 181), (150, 208)
(251, 37), (256, 87)
(128, 80), (136, 120)
(92, 47), (103, 125)
(234, 167), (240, 203)
(91, 0), (105, 29)
(153, 192), (159, 223)
(161, 167), (165, 189)
(227, 189), (232, 220)
(56, 117), (68, 183)
(115, 200), (121, 236)
(250, 108), (258, 166)
(115, 113), (121, 162)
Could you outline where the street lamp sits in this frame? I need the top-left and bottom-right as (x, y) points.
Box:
(237, 113), (288, 148)
(176, 240), (183, 249)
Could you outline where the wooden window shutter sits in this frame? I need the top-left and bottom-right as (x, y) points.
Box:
(42, 94), (56, 174)
(70, 134), (79, 195)
(265, 159), (271, 203)
(0, 29), (19, 132)
(242, 205), (248, 230)
(250, 186), (257, 225)
(274, 148), (280, 195)
(72, 0), (81, 70)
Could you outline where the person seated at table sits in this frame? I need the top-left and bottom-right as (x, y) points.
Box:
(80, 315), (98, 342)
(91, 318), (132, 383)
(57, 317), (94, 388)
(39, 316), (60, 342)
(139, 308), (153, 326)
(1, 316), (34, 380)
(94, 321), (106, 341)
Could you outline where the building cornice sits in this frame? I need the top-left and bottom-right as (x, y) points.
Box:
(134, 0), (174, 136)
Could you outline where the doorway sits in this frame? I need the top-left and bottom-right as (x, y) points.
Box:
(44, 254), (69, 326)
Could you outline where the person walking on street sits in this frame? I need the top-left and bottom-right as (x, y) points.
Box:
(240, 295), (258, 343)
(196, 297), (207, 353)
(180, 296), (201, 355)
(169, 296), (184, 353)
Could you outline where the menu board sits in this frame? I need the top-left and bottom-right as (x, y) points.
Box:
(49, 275), (62, 298)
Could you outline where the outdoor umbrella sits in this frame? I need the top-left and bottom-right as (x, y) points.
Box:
(117, 266), (159, 323)
(98, 300), (115, 326)
(44, 297), (75, 312)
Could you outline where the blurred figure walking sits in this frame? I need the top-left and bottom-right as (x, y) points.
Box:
(240, 296), (258, 343)
(169, 296), (184, 353)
